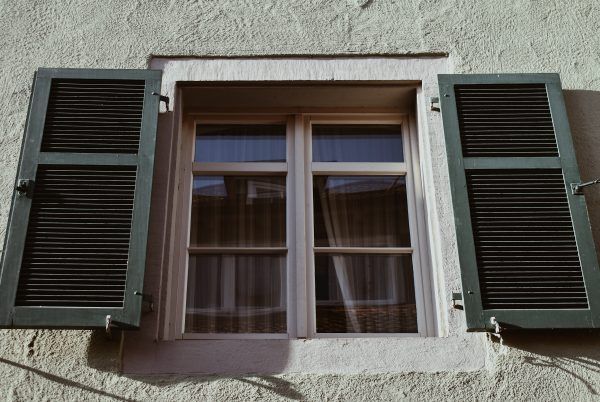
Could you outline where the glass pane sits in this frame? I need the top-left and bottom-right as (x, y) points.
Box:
(185, 255), (287, 333)
(195, 124), (286, 162)
(312, 124), (403, 162)
(315, 254), (417, 333)
(313, 176), (410, 247)
(191, 176), (286, 247)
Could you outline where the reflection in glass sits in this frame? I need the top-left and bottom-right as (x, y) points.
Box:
(191, 176), (286, 247)
(195, 124), (286, 162)
(312, 124), (403, 162)
(185, 255), (287, 333)
(313, 176), (411, 247)
(315, 254), (417, 333)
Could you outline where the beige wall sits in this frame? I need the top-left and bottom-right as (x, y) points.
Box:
(1, 0), (600, 400)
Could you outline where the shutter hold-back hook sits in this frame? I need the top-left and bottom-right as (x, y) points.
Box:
(572, 178), (600, 195)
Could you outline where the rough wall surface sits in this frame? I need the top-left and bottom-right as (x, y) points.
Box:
(1, 0), (600, 400)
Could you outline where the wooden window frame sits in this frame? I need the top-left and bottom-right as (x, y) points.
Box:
(169, 111), (434, 339)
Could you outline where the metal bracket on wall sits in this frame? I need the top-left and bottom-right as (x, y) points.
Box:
(152, 92), (170, 112)
(134, 291), (154, 313)
(430, 97), (440, 112)
(571, 178), (600, 195)
(16, 179), (35, 198)
(451, 292), (463, 310)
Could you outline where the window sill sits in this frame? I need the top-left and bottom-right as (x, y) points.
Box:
(122, 334), (487, 375)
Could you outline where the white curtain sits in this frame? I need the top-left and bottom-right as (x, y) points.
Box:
(315, 176), (416, 333)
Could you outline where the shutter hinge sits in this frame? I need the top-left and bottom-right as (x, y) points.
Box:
(451, 292), (463, 310)
(571, 178), (600, 195)
(105, 314), (112, 335)
(152, 92), (170, 112)
(430, 97), (440, 112)
(489, 317), (504, 343)
(134, 291), (154, 312)
(16, 179), (34, 198)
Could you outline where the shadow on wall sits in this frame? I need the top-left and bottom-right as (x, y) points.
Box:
(564, 90), (600, 263)
(85, 330), (302, 401)
(501, 331), (600, 395)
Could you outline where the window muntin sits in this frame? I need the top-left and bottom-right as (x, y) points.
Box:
(181, 116), (426, 338)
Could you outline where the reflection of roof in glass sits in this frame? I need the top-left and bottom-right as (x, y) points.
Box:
(323, 176), (404, 194)
(193, 178), (285, 199)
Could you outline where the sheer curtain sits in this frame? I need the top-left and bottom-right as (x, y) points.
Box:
(314, 176), (417, 333)
(185, 176), (287, 333)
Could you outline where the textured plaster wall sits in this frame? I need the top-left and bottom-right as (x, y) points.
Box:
(1, 0), (600, 400)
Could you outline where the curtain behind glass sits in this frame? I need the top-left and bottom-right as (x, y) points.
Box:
(186, 174), (287, 334)
(313, 175), (417, 333)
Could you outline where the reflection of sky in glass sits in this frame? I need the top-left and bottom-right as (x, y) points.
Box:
(195, 125), (286, 162)
(313, 125), (403, 162)
(323, 176), (404, 194)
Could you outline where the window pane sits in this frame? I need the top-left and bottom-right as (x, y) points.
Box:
(185, 255), (286, 333)
(195, 124), (286, 162)
(191, 176), (286, 247)
(313, 176), (410, 247)
(315, 254), (417, 333)
(312, 124), (403, 162)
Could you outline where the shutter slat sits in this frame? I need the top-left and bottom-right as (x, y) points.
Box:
(467, 169), (588, 310)
(41, 78), (145, 153)
(15, 165), (136, 308)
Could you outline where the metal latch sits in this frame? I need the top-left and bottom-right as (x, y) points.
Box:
(152, 92), (170, 112)
(572, 178), (600, 195)
(16, 179), (34, 198)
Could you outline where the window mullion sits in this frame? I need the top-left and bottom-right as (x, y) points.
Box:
(294, 114), (310, 338)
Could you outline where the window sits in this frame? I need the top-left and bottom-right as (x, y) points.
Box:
(175, 114), (430, 339)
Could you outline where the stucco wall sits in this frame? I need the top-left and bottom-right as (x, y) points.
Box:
(2, 0), (600, 400)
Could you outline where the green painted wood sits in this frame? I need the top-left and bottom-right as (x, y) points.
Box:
(38, 152), (138, 166)
(546, 80), (600, 328)
(438, 76), (485, 330)
(0, 73), (51, 326)
(0, 68), (162, 329)
(463, 157), (561, 170)
(439, 73), (600, 331)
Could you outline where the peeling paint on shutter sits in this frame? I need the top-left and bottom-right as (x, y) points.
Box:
(439, 74), (600, 331)
(0, 68), (161, 328)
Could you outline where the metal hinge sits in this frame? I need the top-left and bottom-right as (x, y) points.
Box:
(16, 179), (34, 198)
(134, 291), (154, 312)
(152, 92), (170, 112)
(451, 292), (463, 310)
(430, 97), (440, 112)
(571, 178), (600, 195)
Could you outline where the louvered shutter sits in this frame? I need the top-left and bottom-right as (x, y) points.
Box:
(0, 68), (161, 328)
(439, 74), (600, 331)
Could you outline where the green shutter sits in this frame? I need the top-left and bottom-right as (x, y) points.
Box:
(439, 73), (600, 331)
(0, 68), (161, 328)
